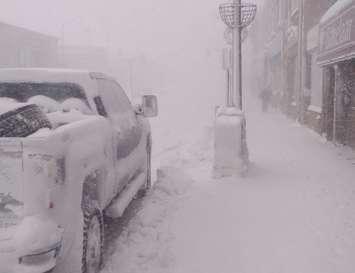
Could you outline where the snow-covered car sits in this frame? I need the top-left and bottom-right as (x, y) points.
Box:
(0, 68), (158, 273)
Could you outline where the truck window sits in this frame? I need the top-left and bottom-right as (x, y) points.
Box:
(97, 79), (132, 117)
(0, 82), (89, 105)
(110, 81), (132, 113)
(93, 96), (107, 117)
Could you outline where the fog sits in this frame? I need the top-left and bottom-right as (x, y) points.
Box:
(2, 1), (355, 273)
(2, 0), (223, 52)
(2, 0), (243, 125)
(2, 0), (225, 69)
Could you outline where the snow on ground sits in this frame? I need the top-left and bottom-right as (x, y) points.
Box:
(102, 166), (192, 273)
(102, 93), (355, 273)
(170, 109), (355, 273)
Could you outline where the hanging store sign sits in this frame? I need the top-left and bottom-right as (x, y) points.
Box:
(318, 4), (355, 66)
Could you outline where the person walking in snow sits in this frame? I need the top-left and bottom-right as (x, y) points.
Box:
(259, 84), (272, 113)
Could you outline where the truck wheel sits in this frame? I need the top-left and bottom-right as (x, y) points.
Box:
(146, 136), (152, 190)
(82, 209), (104, 273)
(136, 135), (152, 198)
(0, 104), (51, 137)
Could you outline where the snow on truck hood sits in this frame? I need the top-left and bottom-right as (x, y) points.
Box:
(48, 110), (92, 127)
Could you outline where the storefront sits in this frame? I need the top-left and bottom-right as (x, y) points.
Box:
(318, 0), (355, 148)
(304, 24), (323, 132)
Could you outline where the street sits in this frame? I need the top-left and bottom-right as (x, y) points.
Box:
(101, 95), (355, 273)
(1, 1), (355, 273)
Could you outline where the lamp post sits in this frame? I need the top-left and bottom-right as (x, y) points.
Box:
(223, 27), (249, 107)
(213, 1), (256, 177)
(219, 1), (257, 109)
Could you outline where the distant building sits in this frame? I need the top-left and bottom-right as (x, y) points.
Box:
(254, 0), (335, 121)
(58, 45), (109, 73)
(301, 0), (336, 132)
(253, 0), (355, 149)
(0, 21), (58, 68)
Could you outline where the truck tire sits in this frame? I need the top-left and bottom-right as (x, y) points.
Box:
(0, 104), (52, 137)
(146, 137), (152, 189)
(82, 208), (104, 273)
(136, 135), (152, 198)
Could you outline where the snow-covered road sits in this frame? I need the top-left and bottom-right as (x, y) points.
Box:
(102, 96), (355, 273)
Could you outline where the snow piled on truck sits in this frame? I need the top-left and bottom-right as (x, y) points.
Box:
(27, 95), (61, 113)
(0, 98), (26, 115)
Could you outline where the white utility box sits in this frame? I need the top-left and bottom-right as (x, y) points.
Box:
(213, 106), (249, 178)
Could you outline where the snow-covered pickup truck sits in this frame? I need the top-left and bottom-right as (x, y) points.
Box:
(0, 68), (158, 273)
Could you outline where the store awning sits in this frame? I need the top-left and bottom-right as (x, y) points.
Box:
(317, 0), (355, 66)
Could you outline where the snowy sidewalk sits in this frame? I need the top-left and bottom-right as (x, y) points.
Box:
(102, 108), (355, 273)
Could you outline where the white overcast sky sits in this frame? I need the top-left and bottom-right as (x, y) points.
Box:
(1, 0), (261, 92)
(2, 0), (232, 57)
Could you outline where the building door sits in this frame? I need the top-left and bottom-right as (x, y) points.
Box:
(322, 66), (335, 141)
(286, 56), (297, 117)
(344, 60), (355, 149)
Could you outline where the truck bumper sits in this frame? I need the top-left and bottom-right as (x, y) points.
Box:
(0, 215), (63, 273)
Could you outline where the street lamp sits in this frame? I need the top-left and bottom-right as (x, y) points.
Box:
(224, 27), (249, 46)
(222, 27), (249, 107)
(213, 1), (256, 177)
(219, 1), (256, 108)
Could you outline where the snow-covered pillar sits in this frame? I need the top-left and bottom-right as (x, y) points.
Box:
(214, 107), (248, 178)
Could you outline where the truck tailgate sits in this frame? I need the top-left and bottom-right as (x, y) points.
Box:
(0, 139), (24, 239)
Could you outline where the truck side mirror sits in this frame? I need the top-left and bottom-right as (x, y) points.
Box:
(141, 95), (158, 117)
